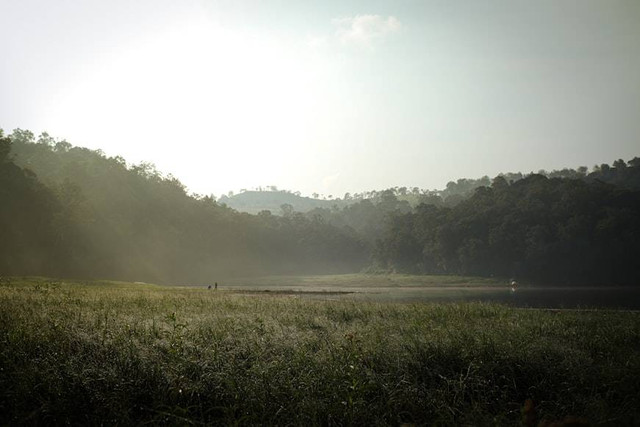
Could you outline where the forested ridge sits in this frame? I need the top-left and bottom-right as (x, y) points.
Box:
(373, 175), (640, 284)
(1, 130), (367, 282)
(2, 128), (639, 285)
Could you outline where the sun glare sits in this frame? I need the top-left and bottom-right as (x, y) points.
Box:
(47, 18), (323, 195)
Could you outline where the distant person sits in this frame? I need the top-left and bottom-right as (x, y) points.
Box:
(510, 279), (518, 293)
(215, 282), (218, 290)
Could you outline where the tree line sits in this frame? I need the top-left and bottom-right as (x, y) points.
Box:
(372, 173), (640, 285)
(2, 128), (639, 285)
(1, 129), (367, 282)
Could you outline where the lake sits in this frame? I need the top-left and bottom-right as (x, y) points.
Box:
(220, 274), (640, 309)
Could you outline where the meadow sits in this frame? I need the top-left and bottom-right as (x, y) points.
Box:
(1, 276), (639, 425)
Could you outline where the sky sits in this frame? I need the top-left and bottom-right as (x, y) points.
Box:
(2, 0), (639, 198)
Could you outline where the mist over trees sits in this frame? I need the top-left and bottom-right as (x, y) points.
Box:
(0, 130), (61, 275)
(2, 129), (367, 282)
(2, 128), (639, 285)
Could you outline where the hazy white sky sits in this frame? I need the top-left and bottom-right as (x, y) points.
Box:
(2, 0), (639, 197)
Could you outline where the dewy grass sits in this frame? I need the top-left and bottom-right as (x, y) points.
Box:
(1, 278), (639, 425)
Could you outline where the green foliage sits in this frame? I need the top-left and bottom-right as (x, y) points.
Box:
(0, 130), (11, 162)
(375, 172), (640, 284)
(1, 279), (639, 425)
(3, 129), (367, 282)
(305, 191), (413, 245)
(0, 133), (63, 276)
(2, 127), (640, 286)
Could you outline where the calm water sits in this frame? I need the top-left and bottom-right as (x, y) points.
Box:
(490, 287), (640, 309)
(348, 286), (640, 309)
(226, 281), (640, 310)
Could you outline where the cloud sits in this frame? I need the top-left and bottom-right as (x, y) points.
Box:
(333, 15), (401, 48)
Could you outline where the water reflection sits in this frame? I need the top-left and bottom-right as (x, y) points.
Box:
(352, 287), (640, 309)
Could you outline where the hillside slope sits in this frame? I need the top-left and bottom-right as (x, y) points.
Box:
(218, 190), (347, 215)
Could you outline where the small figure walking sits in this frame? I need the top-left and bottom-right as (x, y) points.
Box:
(510, 279), (518, 293)
(214, 282), (218, 291)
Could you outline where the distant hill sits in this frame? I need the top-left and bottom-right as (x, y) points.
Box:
(218, 191), (349, 215)
(220, 158), (640, 216)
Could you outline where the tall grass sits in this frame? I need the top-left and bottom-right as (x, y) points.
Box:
(1, 278), (639, 425)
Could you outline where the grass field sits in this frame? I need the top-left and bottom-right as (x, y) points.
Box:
(1, 276), (639, 425)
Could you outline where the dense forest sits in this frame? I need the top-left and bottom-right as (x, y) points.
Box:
(2, 128), (639, 285)
(1, 129), (367, 282)
(221, 161), (640, 214)
(373, 175), (640, 284)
